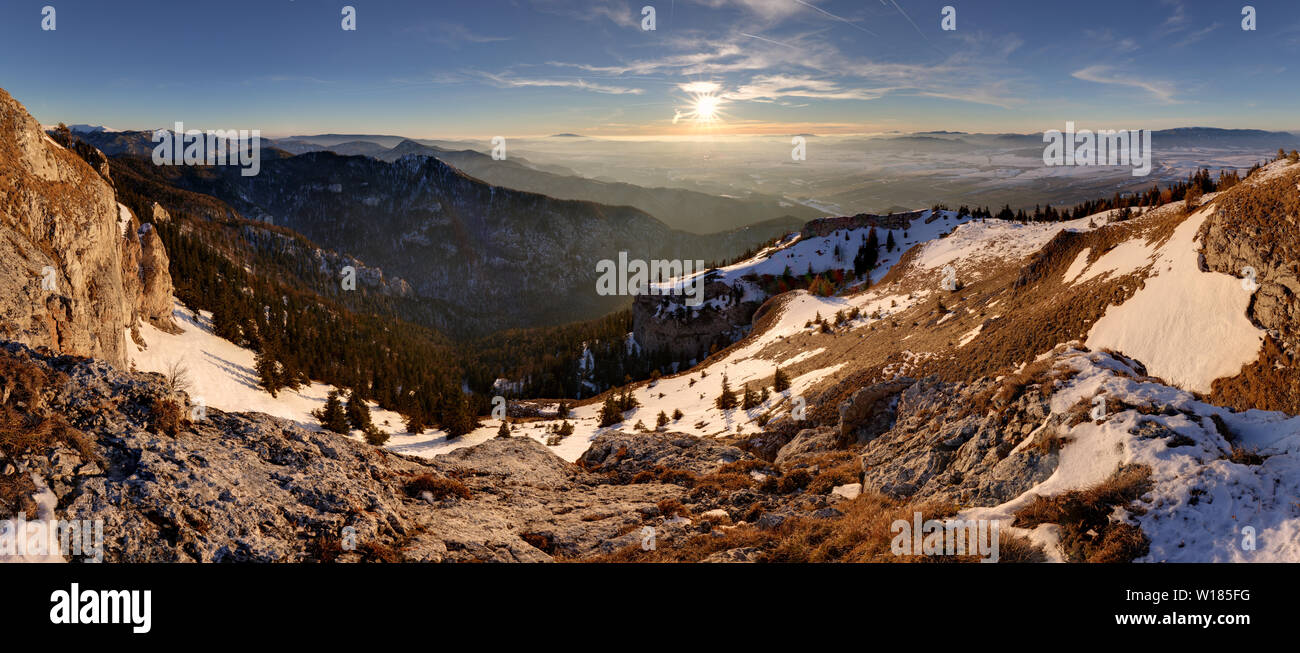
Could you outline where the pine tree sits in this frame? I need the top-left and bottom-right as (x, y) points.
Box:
(742, 383), (761, 409)
(599, 393), (623, 427)
(885, 231), (897, 252)
(672, 408), (683, 421)
(254, 347), (281, 397)
(656, 410), (669, 429)
(440, 392), (478, 439)
(405, 411), (428, 435)
(853, 232), (879, 277)
(313, 390), (350, 434)
(715, 375), (739, 409)
(773, 367), (791, 392)
(497, 421), (511, 438)
(345, 389), (373, 431)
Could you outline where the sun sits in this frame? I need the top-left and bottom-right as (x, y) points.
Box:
(674, 84), (727, 126)
(693, 94), (721, 122)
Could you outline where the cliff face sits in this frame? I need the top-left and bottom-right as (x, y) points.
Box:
(632, 279), (760, 362)
(0, 88), (174, 366)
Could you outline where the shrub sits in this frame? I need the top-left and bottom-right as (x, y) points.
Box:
(363, 424), (389, 446)
(405, 473), (471, 500)
(149, 397), (187, 437)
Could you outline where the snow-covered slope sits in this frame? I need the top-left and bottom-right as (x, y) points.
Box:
(652, 209), (975, 296)
(1085, 204), (1263, 392)
(127, 300), (408, 434)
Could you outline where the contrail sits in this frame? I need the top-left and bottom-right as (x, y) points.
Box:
(794, 0), (879, 37)
(887, 0), (945, 54)
(740, 32), (798, 49)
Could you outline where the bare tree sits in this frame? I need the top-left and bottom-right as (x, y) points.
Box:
(163, 359), (191, 396)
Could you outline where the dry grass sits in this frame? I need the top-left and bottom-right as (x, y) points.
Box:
(1210, 337), (1300, 415)
(148, 397), (188, 437)
(0, 354), (99, 464)
(587, 489), (1043, 563)
(1013, 465), (1152, 562)
(405, 473), (472, 500)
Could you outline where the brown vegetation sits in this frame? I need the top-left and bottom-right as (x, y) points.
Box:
(1013, 465), (1152, 562)
(405, 473), (472, 500)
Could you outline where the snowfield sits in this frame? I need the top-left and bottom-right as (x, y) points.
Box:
(1086, 205), (1263, 393)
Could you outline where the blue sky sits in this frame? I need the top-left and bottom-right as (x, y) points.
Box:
(1, 0), (1297, 137)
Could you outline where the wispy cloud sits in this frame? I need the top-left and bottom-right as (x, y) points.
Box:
(1174, 22), (1220, 47)
(1158, 0), (1189, 35)
(479, 71), (645, 95)
(1083, 28), (1140, 54)
(1072, 65), (1178, 103)
(725, 74), (894, 102)
(406, 21), (512, 48)
(530, 0), (640, 28)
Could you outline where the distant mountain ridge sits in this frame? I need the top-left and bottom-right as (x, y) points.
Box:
(115, 148), (798, 335)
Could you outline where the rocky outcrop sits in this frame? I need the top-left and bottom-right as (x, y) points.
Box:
(858, 376), (1060, 506)
(774, 426), (838, 466)
(1199, 168), (1300, 345)
(836, 377), (914, 447)
(136, 222), (177, 330)
(632, 277), (758, 362)
(799, 211), (918, 238)
(0, 88), (174, 366)
(579, 430), (753, 478)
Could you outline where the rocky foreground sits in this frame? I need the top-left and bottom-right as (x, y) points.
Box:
(2, 331), (1091, 563)
(0, 341), (907, 562)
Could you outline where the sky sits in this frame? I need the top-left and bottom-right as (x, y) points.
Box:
(1, 0), (1298, 138)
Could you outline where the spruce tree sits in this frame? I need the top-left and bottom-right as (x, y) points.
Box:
(715, 375), (739, 409)
(440, 392), (477, 439)
(599, 393), (623, 427)
(656, 410), (669, 429)
(497, 421), (511, 438)
(404, 410), (428, 435)
(345, 390), (373, 431)
(313, 390), (350, 434)
(773, 367), (791, 392)
(254, 347), (281, 397)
